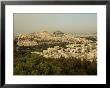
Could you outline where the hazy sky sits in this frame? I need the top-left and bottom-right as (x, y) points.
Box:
(14, 13), (97, 36)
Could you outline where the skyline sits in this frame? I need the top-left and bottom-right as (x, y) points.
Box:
(14, 13), (97, 36)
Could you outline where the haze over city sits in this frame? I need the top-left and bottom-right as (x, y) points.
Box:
(14, 13), (97, 36)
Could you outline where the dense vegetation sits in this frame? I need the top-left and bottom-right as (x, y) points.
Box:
(14, 51), (97, 75)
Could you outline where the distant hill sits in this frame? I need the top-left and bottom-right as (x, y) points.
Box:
(53, 30), (64, 37)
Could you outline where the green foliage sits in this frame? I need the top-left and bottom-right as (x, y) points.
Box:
(14, 51), (97, 75)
